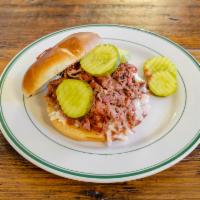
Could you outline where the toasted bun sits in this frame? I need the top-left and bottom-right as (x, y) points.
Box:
(47, 103), (106, 142)
(22, 32), (101, 97)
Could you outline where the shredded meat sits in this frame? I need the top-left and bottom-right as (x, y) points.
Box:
(46, 62), (149, 137)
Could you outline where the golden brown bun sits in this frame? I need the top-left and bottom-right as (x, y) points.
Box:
(22, 32), (101, 97)
(47, 103), (106, 142)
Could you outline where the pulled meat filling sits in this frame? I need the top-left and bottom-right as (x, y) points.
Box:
(46, 62), (149, 138)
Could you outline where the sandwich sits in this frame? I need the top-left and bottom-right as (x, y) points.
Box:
(22, 32), (150, 144)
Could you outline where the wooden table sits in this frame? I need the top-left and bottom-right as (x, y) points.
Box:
(0, 0), (199, 199)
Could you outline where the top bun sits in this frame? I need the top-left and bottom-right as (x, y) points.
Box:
(22, 32), (101, 97)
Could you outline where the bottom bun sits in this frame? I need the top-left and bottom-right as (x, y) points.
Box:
(47, 104), (106, 142)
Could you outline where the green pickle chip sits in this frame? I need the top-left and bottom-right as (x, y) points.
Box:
(80, 44), (120, 76)
(144, 56), (177, 78)
(56, 79), (93, 118)
(148, 71), (177, 97)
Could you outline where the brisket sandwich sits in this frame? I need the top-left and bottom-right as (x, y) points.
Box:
(22, 32), (150, 144)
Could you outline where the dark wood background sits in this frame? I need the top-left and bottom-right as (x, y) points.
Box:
(0, 0), (199, 199)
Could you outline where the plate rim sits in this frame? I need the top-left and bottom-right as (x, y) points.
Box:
(0, 24), (200, 181)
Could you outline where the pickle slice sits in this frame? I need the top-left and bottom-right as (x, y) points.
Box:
(144, 56), (177, 78)
(80, 44), (120, 76)
(148, 71), (177, 97)
(56, 79), (93, 118)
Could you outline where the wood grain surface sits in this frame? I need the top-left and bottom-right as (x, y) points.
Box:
(0, 0), (199, 199)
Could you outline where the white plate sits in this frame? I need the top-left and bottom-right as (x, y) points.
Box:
(0, 25), (199, 183)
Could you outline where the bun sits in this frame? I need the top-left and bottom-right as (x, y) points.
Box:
(47, 103), (106, 142)
(22, 32), (101, 97)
